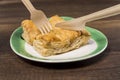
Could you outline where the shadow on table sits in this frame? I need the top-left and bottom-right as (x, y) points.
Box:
(20, 47), (110, 69)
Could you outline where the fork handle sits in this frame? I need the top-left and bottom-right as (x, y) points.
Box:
(21, 0), (36, 13)
(76, 4), (120, 23)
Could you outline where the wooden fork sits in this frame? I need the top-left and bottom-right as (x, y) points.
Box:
(56, 4), (120, 30)
(21, 0), (52, 35)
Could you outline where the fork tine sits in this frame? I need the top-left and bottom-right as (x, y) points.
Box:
(43, 26), (48, 34)
(39, 27), (45, 35)
(43, 22), (52, 32)
(47, 22), (53, 30)
(43, 23), (50, 33)
(42, 22), (52, 34)
(45, 22), (52, 32)
(40, 25), (47, 34)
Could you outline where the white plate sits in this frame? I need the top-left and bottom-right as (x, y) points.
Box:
(10, 17), (108, 63)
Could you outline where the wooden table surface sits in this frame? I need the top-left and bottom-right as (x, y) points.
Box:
(0, 0), (120, 80)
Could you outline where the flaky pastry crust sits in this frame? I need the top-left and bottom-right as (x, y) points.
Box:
(22, 15), (90, 56)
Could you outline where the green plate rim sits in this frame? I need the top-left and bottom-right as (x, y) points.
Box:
(10, 16), (108, 63)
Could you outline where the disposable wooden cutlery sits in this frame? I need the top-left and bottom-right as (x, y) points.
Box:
(56, 4), (120, 30)
(21, 0), (52, 34)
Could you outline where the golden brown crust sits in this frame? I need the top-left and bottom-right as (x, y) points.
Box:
(22, 20), (41, 45)
(22, 15), (90, 56)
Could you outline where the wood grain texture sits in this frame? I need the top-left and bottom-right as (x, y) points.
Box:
(0, 0), (120, 80)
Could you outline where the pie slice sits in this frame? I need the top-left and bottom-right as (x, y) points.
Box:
(22, 15), (90, 56)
